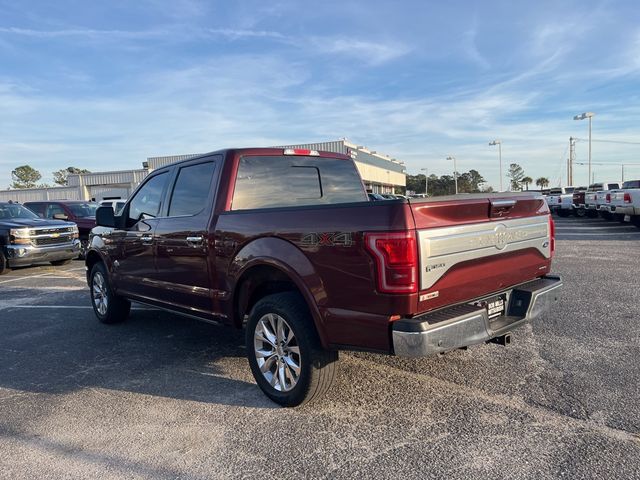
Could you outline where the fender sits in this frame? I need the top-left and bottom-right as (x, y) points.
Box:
(228, 236), (330, 348)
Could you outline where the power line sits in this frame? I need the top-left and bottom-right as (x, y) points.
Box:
(575, 138), (640, 145)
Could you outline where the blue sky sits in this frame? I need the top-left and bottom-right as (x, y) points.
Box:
(1, 0), (640, 189)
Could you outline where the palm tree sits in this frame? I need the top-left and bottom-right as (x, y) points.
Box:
(535, 177), (550, 189)
(521, 176), (533, 190)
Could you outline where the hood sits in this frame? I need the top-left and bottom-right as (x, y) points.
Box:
(0, 218), (75, 229)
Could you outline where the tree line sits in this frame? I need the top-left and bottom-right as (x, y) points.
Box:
(8, 165), (90, 189)
(406, 163), (551, 196)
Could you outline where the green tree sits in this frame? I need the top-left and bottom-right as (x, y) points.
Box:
(53, 166), (91, 186)
(535, 177), (550, 189)
(11, 165), (42, 189)
(521, 176), (533, 190)
(507, 163), (525, 191)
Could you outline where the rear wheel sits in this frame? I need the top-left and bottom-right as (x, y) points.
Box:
(50, 259), (72, 266)
(246, 292), (338, 407)
(586, 209), (598, 218)
(613, 213), (626, 223)
(89, 262), (131, 324)
(631, 216), (640, 228)
(557, 209), (570, 217)
(0, 252), (9, 275)
(574, 208), (586, 217)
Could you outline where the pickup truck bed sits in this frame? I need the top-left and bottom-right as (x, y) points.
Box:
(86, 147), (561, 406)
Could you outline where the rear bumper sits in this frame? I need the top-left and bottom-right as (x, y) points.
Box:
(615, 206), (640, 216)
(4, 241), (80, 267)
(392, 275), (562, 357)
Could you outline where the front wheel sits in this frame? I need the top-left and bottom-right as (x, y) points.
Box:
(246, 292), (338, 407)
(0, 252), (9, 275)
(89, 263), (131, 324)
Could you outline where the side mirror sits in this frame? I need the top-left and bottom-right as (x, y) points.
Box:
(95, 206), (115, 227)
(53, 213), (69, 220)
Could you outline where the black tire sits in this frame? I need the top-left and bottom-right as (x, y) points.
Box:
(79, 237), (89, 260)
(89, 262), (131, 324)
(586, 210), (598, 218)
(0, 251), (9, 275)
(574, 208), (586, 217)
(600, 211), (613, 220)
(246, 292), (338, 407)
(557, 209), (570, 217)
(613, 213), (626, 223)
(50, 259), (72, 266)
(631, 216), (640, 228)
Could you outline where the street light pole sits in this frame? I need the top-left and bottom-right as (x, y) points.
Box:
(446, 156), (458, 194)
(420, 168), (428, 196)
(573, 112), (595, 185)
(489, 140), (502, 191)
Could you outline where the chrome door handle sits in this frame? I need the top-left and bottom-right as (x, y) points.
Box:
(140, 234), (153, 243)
(186, 236), (203, 245)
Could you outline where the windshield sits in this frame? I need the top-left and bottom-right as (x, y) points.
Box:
(0, 203), (39, 220)
(67, 203), (98, 217)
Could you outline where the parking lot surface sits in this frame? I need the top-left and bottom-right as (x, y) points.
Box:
(1, 215), (639, 479)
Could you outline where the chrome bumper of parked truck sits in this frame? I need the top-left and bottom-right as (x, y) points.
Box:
(4, 240), (81, 267)
(392, 275), (562, 357)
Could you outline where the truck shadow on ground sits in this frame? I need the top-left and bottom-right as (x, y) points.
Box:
(0, 307), (278, 409)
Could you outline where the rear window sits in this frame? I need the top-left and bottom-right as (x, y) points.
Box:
(232, 156), (367, 210)
(564, 187), (575, 194)
(622, 180), (640, 189)
(549, 189), (562, 195)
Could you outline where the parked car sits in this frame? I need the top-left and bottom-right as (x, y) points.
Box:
(548, 186), (584, 217)
(86, 147), (561, 406)
(611, 180), (640, 227)
(368, 193), (387, 201)
(0, 201), (80, 274)
(99, 199), (127, 215)
(25, 200), (98, 257)
(573, 182), (620, 218)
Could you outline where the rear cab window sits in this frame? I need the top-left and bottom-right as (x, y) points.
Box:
(622, 180), (640, 189)
(232, 155), (367, 210)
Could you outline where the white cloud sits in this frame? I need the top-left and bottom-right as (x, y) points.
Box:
(310, 37), (410, 65)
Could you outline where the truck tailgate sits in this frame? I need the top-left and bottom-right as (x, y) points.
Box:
(409, 193), (552, 312)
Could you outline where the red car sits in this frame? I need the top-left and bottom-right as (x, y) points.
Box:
(87, 148), (562, 406)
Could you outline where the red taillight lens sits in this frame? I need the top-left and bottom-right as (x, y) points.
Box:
(624, 192), (632, 203)
(549, 216), (555, 257)
(606, 193), (611, 202)
(557, 197), (562, 203)
(364, 231), (418, 294)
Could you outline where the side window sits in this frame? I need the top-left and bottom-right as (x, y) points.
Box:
(128, 172), (169, 224)
(168, 162), (215, 217)
(46, 204), (66, 219)
(27, 203), (45, 217)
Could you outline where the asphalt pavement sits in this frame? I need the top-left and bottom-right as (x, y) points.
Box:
(0, 217), (639, 479)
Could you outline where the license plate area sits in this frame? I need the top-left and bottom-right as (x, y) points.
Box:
(471, 293), (507, 320)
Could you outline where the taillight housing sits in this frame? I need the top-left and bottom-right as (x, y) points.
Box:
(364, 231), (418, 294)
(549, 216), (555, 257)
(624, 192), (632, 203)
(606, 193), (611, 203)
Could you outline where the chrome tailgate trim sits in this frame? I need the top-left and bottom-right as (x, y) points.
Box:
(418, 216), (551, 290)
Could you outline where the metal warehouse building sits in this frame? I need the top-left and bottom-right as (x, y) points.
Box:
(0, 139), (406, 202)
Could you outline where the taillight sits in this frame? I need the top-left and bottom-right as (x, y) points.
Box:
(606, 193), (611, 203)
(549, 216), (555, 257)
(624, 192), (632, 203)
(557, 197), (562, 203)
(364, 231), (418, 294)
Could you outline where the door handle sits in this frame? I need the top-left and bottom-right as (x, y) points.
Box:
(186, 236), (203, 245)
(140, 234), (153, 243)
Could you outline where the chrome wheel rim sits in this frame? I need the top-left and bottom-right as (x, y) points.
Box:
(253, 313), (301, 392)
(92, 272), (108, 316)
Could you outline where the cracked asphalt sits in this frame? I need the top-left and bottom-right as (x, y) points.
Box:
(0, 214), (639, 479)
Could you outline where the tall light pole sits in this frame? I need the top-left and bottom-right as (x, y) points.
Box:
(446, 156), (458, 194)
(574, 112), (595, 185)
(420, 168), (428, 196)
(489, 140), (502, 191)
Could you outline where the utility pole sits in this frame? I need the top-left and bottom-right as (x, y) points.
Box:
(446, 156), (458, 194)
(420, 168), (428, 196)
(489, 140), (502, 191)
(568, 136), (576, 185)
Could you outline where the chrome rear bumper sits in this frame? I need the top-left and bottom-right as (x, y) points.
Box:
(392, 275), (562, 357)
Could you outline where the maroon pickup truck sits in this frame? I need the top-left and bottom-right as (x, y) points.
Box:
(86, 148), (562, 406)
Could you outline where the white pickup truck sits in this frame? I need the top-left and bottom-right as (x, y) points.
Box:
(611, 180), (640, 227)
(584, 182), (621, 218)
(547, 186), (578, 217)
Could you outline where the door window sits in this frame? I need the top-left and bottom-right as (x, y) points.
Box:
(26, 203), (46, 217)
(46, 204), (66, 219)
(168, 162), (215, 217)
(128, 172), (169, 224)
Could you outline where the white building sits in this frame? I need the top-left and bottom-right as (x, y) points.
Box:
(0, 139), (406, 202)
